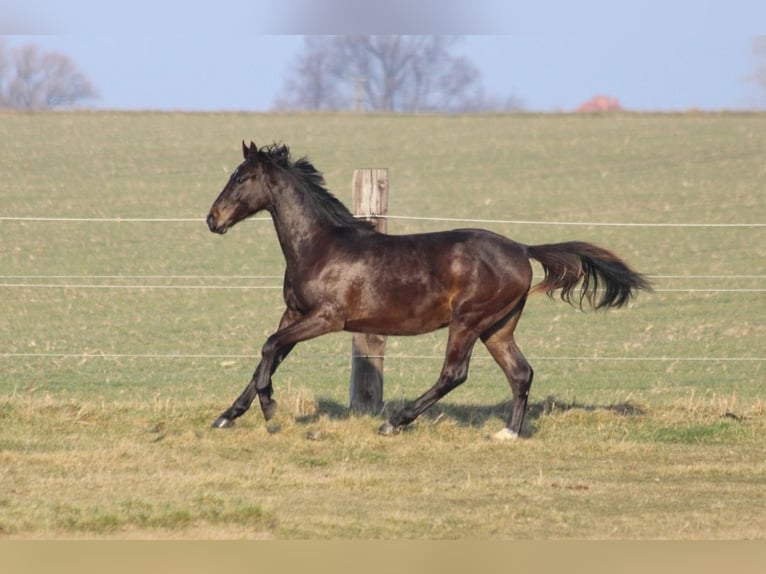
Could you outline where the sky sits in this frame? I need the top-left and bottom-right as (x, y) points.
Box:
(2, 0), (766, 112)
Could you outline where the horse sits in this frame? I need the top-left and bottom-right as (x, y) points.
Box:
(206, 141), (652, 439)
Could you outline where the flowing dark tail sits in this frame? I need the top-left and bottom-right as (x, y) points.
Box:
(527, 241), (653, 309)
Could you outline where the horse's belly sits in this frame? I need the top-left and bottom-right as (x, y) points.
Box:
(343, 297), (451, 336)
(344, 316), (450, 336)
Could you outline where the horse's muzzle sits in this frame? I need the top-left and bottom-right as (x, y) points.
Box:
(206, 212), (226, 234)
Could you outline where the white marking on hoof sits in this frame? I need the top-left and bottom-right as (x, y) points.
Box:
(212, 417), (235, 429)
(378, 421), (400, 436)
(491, 428), (519, 441)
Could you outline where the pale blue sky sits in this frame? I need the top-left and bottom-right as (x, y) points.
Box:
(3, 1), (765, 111)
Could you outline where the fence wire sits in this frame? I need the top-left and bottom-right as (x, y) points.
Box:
(1, 212), (762, 364)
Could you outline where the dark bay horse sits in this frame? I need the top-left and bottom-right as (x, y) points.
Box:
(206, 142), (651, 439)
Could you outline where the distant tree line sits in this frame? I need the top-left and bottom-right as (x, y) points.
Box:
(0, 40), (98, 109)
(6, 36), (766, 113)
(274, 36), (523, 113)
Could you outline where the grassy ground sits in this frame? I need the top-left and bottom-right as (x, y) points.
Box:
(0, 111), (764, 539)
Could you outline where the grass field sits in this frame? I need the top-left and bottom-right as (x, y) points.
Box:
(0, 111), (764, 539)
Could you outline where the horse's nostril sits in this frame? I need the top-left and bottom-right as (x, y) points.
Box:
(206, 212), (217, 232)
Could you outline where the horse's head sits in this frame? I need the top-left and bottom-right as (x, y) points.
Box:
(206, 141), (276, 234)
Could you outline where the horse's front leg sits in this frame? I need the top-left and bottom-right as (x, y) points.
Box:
(211, 344), (294, 428)
(211, 363), (262, 428)
(212, 309), (340, 429)
(254, 342), (294, 421)
(211, 308), (302, 429)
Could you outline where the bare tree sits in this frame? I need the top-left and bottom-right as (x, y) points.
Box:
(273, 36), (349, 111)
(397, 36), (484, 112)
(274, 35), (512, 113)
(0, 43), (97, 109)
(336, 36), (422, 111)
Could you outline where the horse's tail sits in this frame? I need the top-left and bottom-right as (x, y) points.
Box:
(526, 241), (652, 309)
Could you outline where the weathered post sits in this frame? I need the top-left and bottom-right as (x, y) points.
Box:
(349, 168), (389, 413)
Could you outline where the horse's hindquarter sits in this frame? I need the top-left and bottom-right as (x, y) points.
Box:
(322, 229), (532, 336)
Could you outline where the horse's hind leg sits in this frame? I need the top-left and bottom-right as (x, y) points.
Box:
(488, 342), (533, 439)
(379, 325), (477, 435)
(481, 310), (534, 439)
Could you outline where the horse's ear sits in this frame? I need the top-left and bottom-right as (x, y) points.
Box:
(242, 140), (258, 159)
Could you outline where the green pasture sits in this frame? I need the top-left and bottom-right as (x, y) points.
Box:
(0, 111), (764, 539)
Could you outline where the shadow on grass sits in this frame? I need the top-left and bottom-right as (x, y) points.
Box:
(299, 395), (646, 437)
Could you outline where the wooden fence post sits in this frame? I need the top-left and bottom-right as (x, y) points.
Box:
(350, 168), (389, 414)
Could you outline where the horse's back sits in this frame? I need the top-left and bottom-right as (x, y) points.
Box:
(346, 227), (532, 289)
(414, 228), (531, 286)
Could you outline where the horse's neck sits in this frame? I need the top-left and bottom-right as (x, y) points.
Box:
(269, 183), (337, 269)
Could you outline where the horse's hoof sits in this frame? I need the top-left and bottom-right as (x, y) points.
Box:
(490, 428), (519, 441)
(378, 421), (401, 436)
(261, 400), (278, 421)
(211, 416), (235, 429)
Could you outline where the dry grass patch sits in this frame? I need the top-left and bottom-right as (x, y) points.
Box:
(1, 388), (764, 539)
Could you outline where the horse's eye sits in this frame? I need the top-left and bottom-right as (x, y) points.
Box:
(236, 176), (246, 184)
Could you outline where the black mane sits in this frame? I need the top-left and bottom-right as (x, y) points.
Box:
(257, 143), (375, 232)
